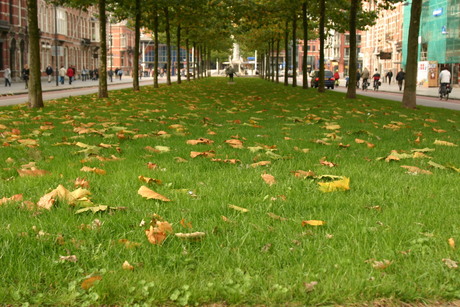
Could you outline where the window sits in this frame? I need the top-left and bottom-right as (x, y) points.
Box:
(121, 34), (127, 47)
(57, 9), (67, 35)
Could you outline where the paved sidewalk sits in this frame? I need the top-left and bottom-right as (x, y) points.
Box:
(341, 79), (460, 100)
(1, 75), (459, 100)
(0, 75), (172, 97)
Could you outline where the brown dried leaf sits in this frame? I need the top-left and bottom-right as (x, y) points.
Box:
(261, 173), (276, 185)
(122, 261), (134, 271)
(81, 276), (102, 290)
(250, 161), (271, 168)
(80, 166), (106, 175)
(186, 138), (214, 145)
(400, 165), (433, 175)
(225, 139), (244, 148)
(138, 186), (171, 202)
(0, 194), (23, 205)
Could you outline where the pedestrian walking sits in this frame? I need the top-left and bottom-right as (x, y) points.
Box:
(66, 66), (74, 85)
(386, 70), (393, 84)
(71, 65), (76, 82)
(59, 66), (66, 84)
(45, 64), (54, 83)
(356, 69), (361, 88)
(22, 64), (30, 89)
(94, 68), (99, 80)
(108, 69), (113, 82)
(81, 67), (88, 81)
(117, 68), (123, 80)
(2, 65), (12, 87)
(395, 69), (405, 91)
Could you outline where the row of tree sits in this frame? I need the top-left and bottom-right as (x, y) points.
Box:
(26, 0), (421, 109)
(232, 0), (421, 109)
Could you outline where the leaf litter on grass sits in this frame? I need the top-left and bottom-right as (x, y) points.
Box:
(0, 78), (459, 305)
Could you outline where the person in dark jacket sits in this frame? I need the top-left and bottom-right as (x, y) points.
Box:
(45, 65), (54, 83)
(22, 64), (30, 89)
(395, 69), (405, 91)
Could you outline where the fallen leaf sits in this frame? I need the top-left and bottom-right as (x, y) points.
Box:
(17, 168), (50, 177)
(250, 161), (271, 167)
(228, 204), (249, 212)
(400, 165), (433, 175)
(428, 161), (446, 169)
(80, 166), (106, 175)
(138, 175), (162, 184)
(0, 194), (23, 205)
(261, 173), (276, 185)
(302, 220), (326, 226)
(81, 276), (102, 290)
(303, 281), (318, 292)
(186, 138), (214, 145)
(225, 139), (244, 148)
(371, 259), (392, 270)
(291, 170), (315, 178)
(434, 140), (457, 147)
(267, 212), (288, 221)
(318, 177), (350, 192)
(449, 238), (455, 249)
(59, 255), (78, 263)
(442, 258), (458, 269)
(190, 151), (216, 158)
(118, 239), (141, 249)
(122, 261), (134, 271)
(74, 177), (90, 188)
(175, 232), (206, 240)
(138, 186), (171, 202)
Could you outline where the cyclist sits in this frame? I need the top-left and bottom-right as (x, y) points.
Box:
(361, 67), (370, 90)
(372, 69), (381, 91)
(334, 71), (340, 87)
(439, 66), (451, 98)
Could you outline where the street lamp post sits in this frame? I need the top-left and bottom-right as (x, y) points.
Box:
(54, 5), (59, 86)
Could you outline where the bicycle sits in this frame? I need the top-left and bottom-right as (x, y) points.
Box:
(439, 83), (450, 100)
(361, 79), (369, 91)
(373, 79), (380, 91)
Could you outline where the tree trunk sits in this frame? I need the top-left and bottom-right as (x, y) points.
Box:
(132, 0), (140, 91)
(302, 1), (309, 89)
(98, 0), (108, 98)
(153, 5), (159, 88)
(266, 42), (270, 81)
(177, 24), (181, 84)
(193, 42), (196, 79)
(346, 0), (359, 99)
(164, 7), (171, 85)
(186, 31), (190, 82)
(292, 10), (297, 88)
(276, 39), (280, 83)
(318, 0), (325, 92)
(27, 0), (43, 108)
(402, 1), (422, 109)
(284, 19), (289, 86)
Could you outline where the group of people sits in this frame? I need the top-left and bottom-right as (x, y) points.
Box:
(353, 68), (406, 91)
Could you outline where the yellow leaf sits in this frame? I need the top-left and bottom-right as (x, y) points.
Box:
(302, 220), (326, 226)
(267, 212), (288, 221)
(325, 124), (341, 130)
(138, 186), (171, 202)
(175, 232), (206, 240)
(228, 204), (249, 212)
(318, 177), (350, 192)
(434, 140), (457, 147)
(371, 259), (392, 270)
(449, 238), (455, 249)
(261, 173), (276, 185)
(122, 261), (134, 271)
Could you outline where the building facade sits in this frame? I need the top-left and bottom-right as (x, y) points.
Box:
(403, 0), (460, 85)
(361, 1), (404, 80)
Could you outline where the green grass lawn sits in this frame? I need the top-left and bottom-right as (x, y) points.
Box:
(1, 77), (459, 306)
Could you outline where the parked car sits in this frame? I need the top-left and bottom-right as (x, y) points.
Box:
(310, 70), (335, 89)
